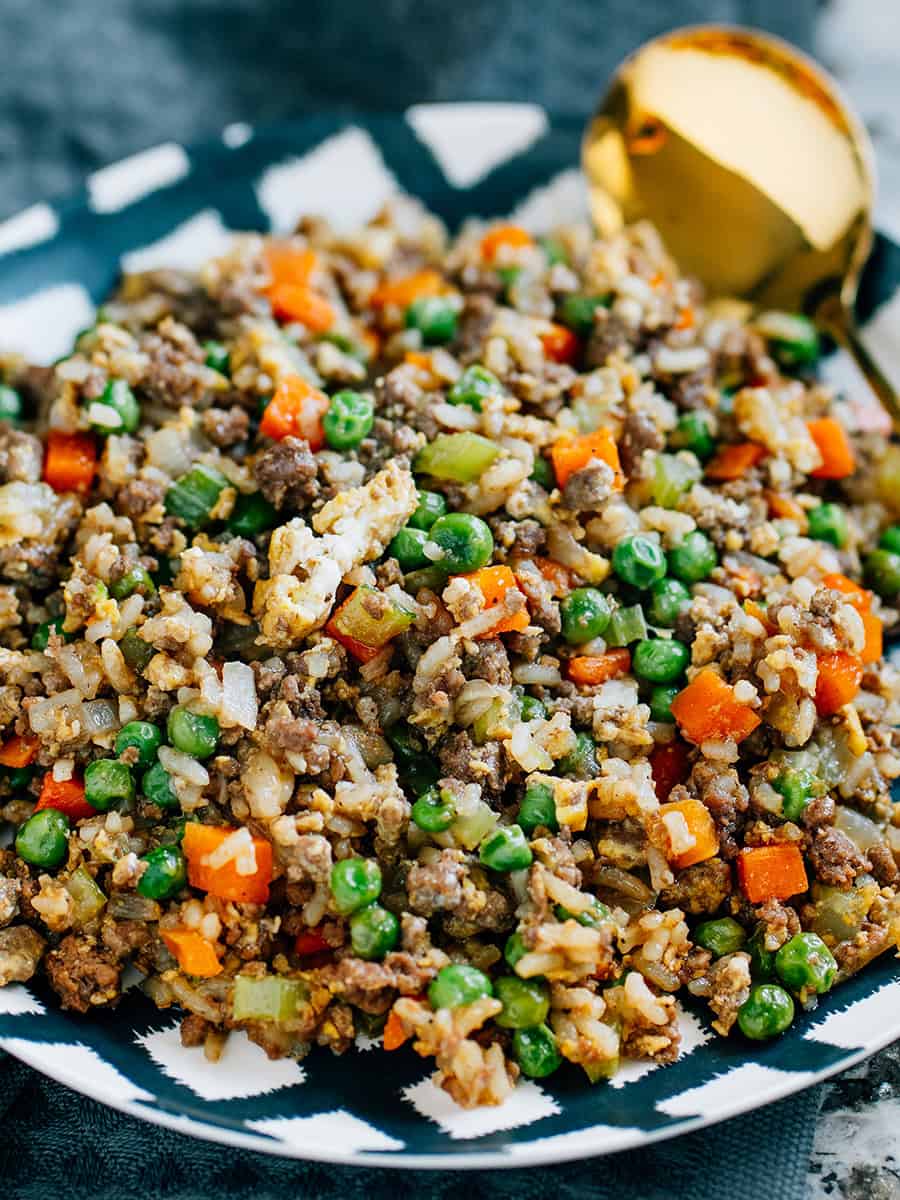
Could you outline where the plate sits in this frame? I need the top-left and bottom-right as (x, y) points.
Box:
(1, 104), (899, 1169)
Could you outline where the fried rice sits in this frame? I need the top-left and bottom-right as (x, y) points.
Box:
(1, 197), (899, 1108)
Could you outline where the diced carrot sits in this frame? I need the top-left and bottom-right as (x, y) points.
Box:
(673, 306), (695, 331)
(567, 648), (632, 686)
(533, 556), (577, 596)
(382, 1007), (410, 1051)
(403, 351), (442, 388)
(658, 797), (718, 869)
(737, 845), (808, 904)
(324, 622), (382, 663)
(814, 651), (863, 716)
(649, 739), (691, 802)
(670, 668), (762, 744)
(370, 269), (443, 309)
(0, 734), (39, 769)
(763, 490), (807, 527)
(295, 929), (331, 956)
(360, 327), (381, 360)
(860, 610), (883, 666)
(464, 565), (529, 638)
(540, 323), (580, 365)
(808, 418), (855, 479)
(268, 283), (335, 331)
(182, 822), (273, 905)
(34, 774), (94, 822)
(551, 427), (623, 489)
(821, 573), (871, 611)
(259, 375), (330, 449)
(264, 244), (318, 290)
(480, 224), (533, 262)
(43, 431), (97, 494)
(161, 928), (222, 978)
(743, 599), (775, 633)
(705, 442), (766, 481)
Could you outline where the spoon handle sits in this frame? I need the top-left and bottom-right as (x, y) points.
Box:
(824, 308), (900, 433)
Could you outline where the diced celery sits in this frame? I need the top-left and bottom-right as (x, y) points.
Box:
(332, 586), (414, 648)
(605, 604), (648, 647)
(583, 1056), (618, 1083)
(472, 696), (520, 744)
(652, 454), (701, 509)
(450, 800), (499, 850)
(65, 865), (107, 927)
(232, 975), (308, 1022)
(414, 433), (499, 483)
(810, 877), (878, 943)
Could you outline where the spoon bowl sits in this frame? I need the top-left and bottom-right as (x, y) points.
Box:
(582, 25), (897, 421)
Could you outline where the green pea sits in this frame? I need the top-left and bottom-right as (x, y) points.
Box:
(3, 765), (35, 791)
(411, 787), (455, 833)
(555, 898), (611, 929)
(504, 931), (528, 970)
(167, 707), (219, 759)
(30, 618), (66, 652)
(807, 503), (847, 548)
(865, 549), (900, 598)
(648, 577), (691, 627)
(447, 365), (499, 412)
(0, 384), (23, 423)
(349, 904), (399, 960)
(772, 768), (816, 822)
(519, 695), (547, 722)
(612, 534), (667, 590)
(559, 294), (610, 336)
(479, 824), (533, 872)
(667, 530), (718, 583)
(519, 782), (557, 834)
(513, 1024), (562, 1078)
(632, 637), (689, 684)
(408, 490), (447, 531)
(142, 760), (180, 811)
(495, 976), (550, 1029)
(203, 341), (230, 376)
(774, 932), (837, 996)
(15, 809), (70, 869)
(530, 455), (554, 489)
(747, 924), (775, 979)
(109, 564), (156, 601)
(737, 983), (794, 1040)
(649, 684), (679, 723)
(388, 526), (431, 572)
(558, 731), (599, 780)
(763, 313), (820, 369)
(405, 297), (457, 344)
(879, 525), (900, 555)
(84, 759), (135, 811)
(330, 858), (382, 915)
(694, 917), (746, 958)
(386, 724), (440, 795)
(670, 411), (715, 460)
(429, 963), (493, 1010)
(560, 587), (612, 644)
(119, 628), (154, 672)
(115, 721), (163, 768)
(227, 492), (278, 537)
(539, 236), (568, 266)
(323, 390), (375, 450)
(90, 378), (140, 435)
(137, 844), (187, 900)
(429, 512), (494, 574)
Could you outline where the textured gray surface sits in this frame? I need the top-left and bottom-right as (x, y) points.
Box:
(0, 0), (818, 219)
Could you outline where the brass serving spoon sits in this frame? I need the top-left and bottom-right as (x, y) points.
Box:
(582, 24), (899, 426)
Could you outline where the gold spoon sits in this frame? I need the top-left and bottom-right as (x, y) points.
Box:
(582, 24), (898, 426)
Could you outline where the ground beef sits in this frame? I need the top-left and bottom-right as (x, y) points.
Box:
(658, 858), (731, 916)
(444, 885), (513, 937)
(116, 476), (166, 520)
(201, 405), (250, 448)
(584, 312), (633, 368)
(406, 849), (465, 916)
(562, 461), (616, 511)
(668, 367), (714, 411)
(180, 1013), (212, 1047)
(534, 836), (582, 888)
(514, 569), (561, 637)
(0, 925), (45, 987)
(461, 638), (512, 686)
(0, 876), (21, 928)
(809, 827), (870, 889)
(439, 731), (510, 800)
(375, 367), (436, 439)
(802, 794), (836, 830)
(689, 762), (749, 860)
(453, 294), (498, 363)
(253, 436), (319, 510)
(138, 319), (208, 410)
(753, 898), (800, 950)
(0, 424), (42, 483)
(331, 951), (437, 1012)
(489, 517), (546, 560)
(264, 710), (327, 768)
(506, 363), (576, 419)
(44, 934), (121, 1012)
(867, 843), (899, 886)
(705, 951), (752, 1034)
(618, 410), (664, 477)
(101, 917), (151, 961)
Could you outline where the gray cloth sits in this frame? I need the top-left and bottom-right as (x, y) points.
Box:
(0, 0), (819, 218)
